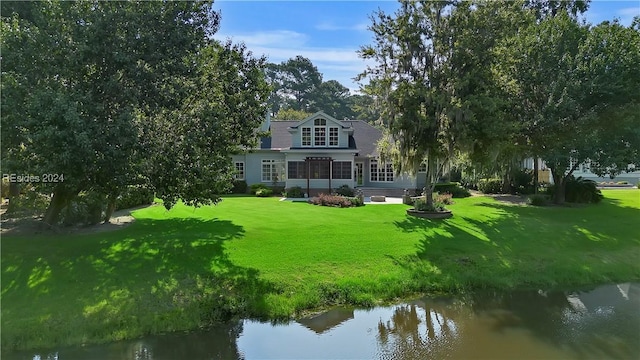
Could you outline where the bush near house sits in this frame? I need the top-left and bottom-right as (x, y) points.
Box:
(434, 192), (453, 205)
(308, 193), (362, 207)
(255, 188), (273, 197)
(231, 180), (248, 194)
(285, 186), (305, 198)
(430, 182), (471, 198)
(528, 194), (549, 206)
(334, 184), (355, 197)
(510, 169), (535, 194)
(546, 176), (603, 203)
(478, 178), (503, 194)
(250, 183), (269, 195)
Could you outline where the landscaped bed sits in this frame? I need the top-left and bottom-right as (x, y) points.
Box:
(2, 190), (639, 352)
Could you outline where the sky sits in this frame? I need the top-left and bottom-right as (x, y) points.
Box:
(212, 1), (640, 93)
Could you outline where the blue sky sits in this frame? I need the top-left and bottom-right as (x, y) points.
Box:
(212, 1), (640, 92)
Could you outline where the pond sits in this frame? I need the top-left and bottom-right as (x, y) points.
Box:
(8, 283), (639, 359)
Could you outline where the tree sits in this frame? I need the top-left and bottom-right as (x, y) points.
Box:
(273, 108), (312, 121)
(495, 12), (640, 203)
(1, 1), (269, 225)
(267, 56), (322, 113)
(360, 0), (513, 208)
(309, 80), (354, 119)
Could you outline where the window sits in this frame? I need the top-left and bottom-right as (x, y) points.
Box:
(309, 161), (330, 179)
(332, 161), (352, 179)
(329, 127), (339, 146)
(418, 162), (427, 173)
(262, 159), (285, 182)
(234, 162), (245, 180)
(370, 160), (394, 182)
(314, 127), (326, 146)
(581, 160), (591, 173)
(288, 161), (307, 179)
(302, 127), (311, 146)
(302, 118), (338, 147)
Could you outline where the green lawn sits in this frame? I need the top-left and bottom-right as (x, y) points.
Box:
(2, 190), (639, 351)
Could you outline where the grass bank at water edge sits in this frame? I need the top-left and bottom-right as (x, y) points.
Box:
(2, 190), (639, 351)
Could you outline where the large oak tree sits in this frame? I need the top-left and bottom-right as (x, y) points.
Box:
(1, 0), (269, 224)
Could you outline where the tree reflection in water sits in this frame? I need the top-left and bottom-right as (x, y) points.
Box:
(376, 299), (465, 359)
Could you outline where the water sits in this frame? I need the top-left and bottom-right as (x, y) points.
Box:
(9, 283), (640, 359)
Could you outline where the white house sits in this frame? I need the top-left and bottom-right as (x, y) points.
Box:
(232, 111), (422, 196)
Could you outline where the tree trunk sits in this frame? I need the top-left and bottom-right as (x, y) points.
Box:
(103, 194), (117, 224)
(550, 169), (566, 205)
(42, 187), (76, 226)
(533, 156), (539, 195)
(7, 183), (20, 213)
(502, 170), (511, 194)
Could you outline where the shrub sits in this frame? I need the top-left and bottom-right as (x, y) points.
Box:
(528, 194), (549, 206)
(510, 169), (534, 195)
(637, 182), (640, 189)
(250, 183), (269, 195)
(271, 186), (285, 196)
(116, 185), (154, 210)
(1, 177), (9, 199)
(546, 176), (603, 203)
(413, 198), (446, 212)
(285, 186), (305, 198)
(308, 194), (353, 208)
(61, 191), (107, 226)
(255, 188), (273, 197)
(334, 184), (355, 197)
(478, 178), (503, 194)
(429, 182), (471, 198)
(434, 192), (453, 205)
(5, 185), (50, 216)
(231, 180), (248, 194)
(345, 196), (364, 207)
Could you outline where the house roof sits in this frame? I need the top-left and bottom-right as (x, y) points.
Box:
(260, 115), (382, 157)
(260, 121), (298, 150)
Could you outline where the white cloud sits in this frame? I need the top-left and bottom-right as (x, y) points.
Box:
(617, 6), (639, 25)
(214, 30), (373, 93)
(215, 30), (308, 48)
(315, 22), (369, 31)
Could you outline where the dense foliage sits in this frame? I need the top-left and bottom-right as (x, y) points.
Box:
(546, 176), (603, 203)
(1, 1), (269, 225)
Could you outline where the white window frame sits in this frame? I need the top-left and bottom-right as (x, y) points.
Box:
(301, 127), (311, 146)
(234, 161), (245, 180)
(261, 159), (285, 182)
(329, 127), (339, 147)
(370, 160), (394, 182)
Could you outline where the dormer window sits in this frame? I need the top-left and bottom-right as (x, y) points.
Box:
(302, 127), (311, 146)
(301, 118), (339, 147)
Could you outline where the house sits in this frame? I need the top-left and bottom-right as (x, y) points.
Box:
(231, 111), (422, 196)
(522, 158), (640, 185)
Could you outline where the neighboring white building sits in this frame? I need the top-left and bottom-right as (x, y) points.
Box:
(523, 158), (640, 185)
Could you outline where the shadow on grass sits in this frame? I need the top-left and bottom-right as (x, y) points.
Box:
(393, 197), (640, 290)
(1, 217), (277, 352)
(392, 197), (640, 357)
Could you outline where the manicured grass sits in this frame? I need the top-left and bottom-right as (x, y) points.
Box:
(2, 190), (639, 351)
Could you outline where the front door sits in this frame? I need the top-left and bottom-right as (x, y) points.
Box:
(355, 162), (364, 186)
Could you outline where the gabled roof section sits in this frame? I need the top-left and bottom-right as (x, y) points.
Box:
(260, 121), (297, 150)
(343, 120), (382, 157)
(290, 111), (349, 129)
